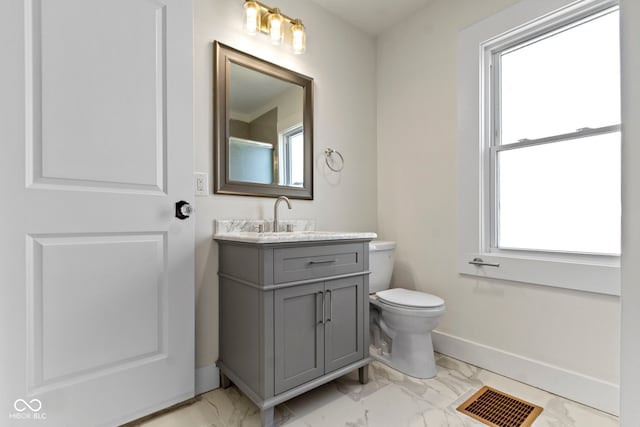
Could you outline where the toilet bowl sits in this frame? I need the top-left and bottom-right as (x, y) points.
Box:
(369, 241), (445, 378)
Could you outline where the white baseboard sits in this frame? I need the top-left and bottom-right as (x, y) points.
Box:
(195, 364), (220, 395)
(432, 330), (619, 416)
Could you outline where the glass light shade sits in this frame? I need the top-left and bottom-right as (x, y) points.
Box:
(268, 9), (284, 45)
(291, 19), (306, 54)
(243, 0), (260, 35)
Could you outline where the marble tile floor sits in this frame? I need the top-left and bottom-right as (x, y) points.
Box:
(137, 354), (618, 427)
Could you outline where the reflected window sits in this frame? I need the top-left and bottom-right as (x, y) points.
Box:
(280, 126), (304, 187)
(227, 62), (304, 188)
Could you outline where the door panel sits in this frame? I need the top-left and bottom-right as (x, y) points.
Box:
(28, 233), (166, 388)
(28, 0), (166, 191)
(324, 277), (364, 374)
(0, 0), (193, 425)
(274, 282), (324, 394)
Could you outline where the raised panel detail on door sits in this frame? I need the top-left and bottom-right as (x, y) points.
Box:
(324, 277), (364, 374)
(26, 233), (167, 392)
(274, 282), (324, 394)
(26, 0), (167, 193)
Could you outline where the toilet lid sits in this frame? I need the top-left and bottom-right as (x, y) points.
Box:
(376, 288), (444, 309)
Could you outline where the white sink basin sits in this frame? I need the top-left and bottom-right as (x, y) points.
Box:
(213, 230), (377, 243)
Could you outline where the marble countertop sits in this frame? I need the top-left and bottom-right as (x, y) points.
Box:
(213, 230), (377, 244)
(213, 219), (376, 243)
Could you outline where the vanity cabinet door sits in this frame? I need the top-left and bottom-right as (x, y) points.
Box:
(274, 282), (325, 394)
(324, 277), (364, 374)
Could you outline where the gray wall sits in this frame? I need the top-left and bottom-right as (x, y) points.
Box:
(249, 108), (278, 146)
(229, 119), (249, 140)
(230, 108), (279, 146)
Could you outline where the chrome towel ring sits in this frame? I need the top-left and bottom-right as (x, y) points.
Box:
(324, 148), (344, 172)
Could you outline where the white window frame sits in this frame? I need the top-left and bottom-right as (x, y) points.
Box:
(457, 0), (620, 296)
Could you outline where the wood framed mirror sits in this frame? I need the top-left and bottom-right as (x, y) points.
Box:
(214, 42), (314, 199)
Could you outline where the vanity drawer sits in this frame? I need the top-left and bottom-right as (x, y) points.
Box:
(273, 242), (364, 283)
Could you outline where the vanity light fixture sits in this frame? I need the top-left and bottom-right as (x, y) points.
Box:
(242, 0), (306, 54)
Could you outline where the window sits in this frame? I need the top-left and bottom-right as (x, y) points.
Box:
(458, 0), (621, 295)
(495, 8), (620, 255)
(280, 125), (304, 187)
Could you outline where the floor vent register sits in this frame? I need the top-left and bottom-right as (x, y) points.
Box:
(457, 385), (543, 427)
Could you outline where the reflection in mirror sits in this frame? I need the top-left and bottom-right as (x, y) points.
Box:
(228, 63), (303, 187)
(214, 42), (313, 199)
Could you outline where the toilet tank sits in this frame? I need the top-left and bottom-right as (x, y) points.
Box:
(369, 240), (396, 294)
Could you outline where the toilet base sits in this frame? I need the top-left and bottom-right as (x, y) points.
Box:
(369, 294), (444, 380)
(369, 331), (437, 379)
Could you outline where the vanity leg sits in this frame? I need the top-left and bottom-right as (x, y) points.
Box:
(220, 371), (232, 389)
(260, 407), (275, 427)
(358, 365), (369, 384)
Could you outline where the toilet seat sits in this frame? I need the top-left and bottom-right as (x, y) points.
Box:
(376, 288), (444, 309)
(369, 295), (445, 319)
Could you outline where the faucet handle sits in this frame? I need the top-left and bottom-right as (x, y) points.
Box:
(257, 223), (265, 233)
(286, 223), (293, 232)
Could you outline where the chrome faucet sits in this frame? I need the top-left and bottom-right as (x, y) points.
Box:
(273, 196), (292, 232)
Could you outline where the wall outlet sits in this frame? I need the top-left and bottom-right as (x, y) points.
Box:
(194, 172), (209, 196)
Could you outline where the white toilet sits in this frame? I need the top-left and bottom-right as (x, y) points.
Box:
(369, 240), (445, 378)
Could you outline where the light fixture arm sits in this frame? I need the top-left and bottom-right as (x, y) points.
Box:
(242, 0), (306, 53)
(250, 0), (298, 27)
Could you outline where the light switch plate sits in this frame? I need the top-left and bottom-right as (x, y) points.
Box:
(194, 172), (209, 196)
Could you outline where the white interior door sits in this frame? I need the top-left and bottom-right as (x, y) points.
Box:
(0, 0), (194, 425)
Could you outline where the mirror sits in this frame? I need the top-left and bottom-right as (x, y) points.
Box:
(214, 42), (314, 199)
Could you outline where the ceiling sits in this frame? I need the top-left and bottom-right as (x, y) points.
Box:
(308, 0), (434, 36)
(229, 63), (297, 116)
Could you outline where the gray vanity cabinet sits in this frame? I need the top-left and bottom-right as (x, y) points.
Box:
(216, 238), (371, 427)
(274, 276), (364, 395)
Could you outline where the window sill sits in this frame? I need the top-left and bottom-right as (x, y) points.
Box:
(458, 252), (620, 296)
